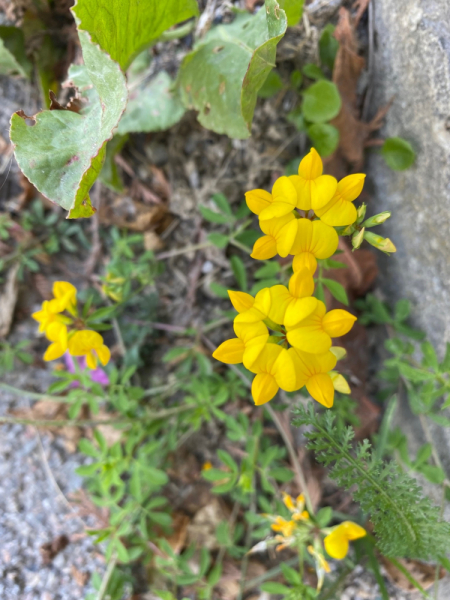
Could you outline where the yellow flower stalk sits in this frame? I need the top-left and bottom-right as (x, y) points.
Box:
(212, 321), (269, 369)
(324, 521), (366, 559)
(290, 218), (339, 273)
(251, 213), (298, 260)
(247, 344), (297, 405)
(288, 148), (337, 211)
(315, 173), (366, 226)
(68, 330), (111, 369)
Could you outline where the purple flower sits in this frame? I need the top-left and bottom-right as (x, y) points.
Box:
(64, 352), (109, 387)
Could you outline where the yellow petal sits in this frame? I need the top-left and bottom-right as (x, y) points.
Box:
(234, 307), (267, 324)
(53, 281), (76, 299)
(267, 285), (292, 325)
(291, 218), (313, 255)
(253, 287), (272, 317)
(252, 372), (279, 405)
(330, 346), (347, 361)
(287, 326), (331, 354)
(298, 148), (323, 179)
(213, 338), (245, 364)
(45, 322), (67, 343)
(316, 197), (357, 227)
(86, 350), (98, 369)
(273, 347), (297, 392)
(336, 174), (365, 202)
(310, 221), (339, 259)
(251, 235), (277, 260)
(338, 521), (366, 540)
(259, 177), (297, 220)
(243, 335), (270, 369)
(329, 371), (351, 394)
(284, 297), (318, 328)
(277, 219), (298, 257)
(44, 342), (66, 361)
(234, 320), (268, 344)
(292, 252), (318, 274)
(228, 290), (255, 313)
(245, 189), (272, 215)
(306, 373), (335, 407)
(324, 530), (349, 560)
(322, 309), (357, 337)
(289, 175), (312, 211)
(310, 175), (338, 211)
(283, 493), (295, 511)
(288, 268), (315, 298)
(97, 344), (111, 366)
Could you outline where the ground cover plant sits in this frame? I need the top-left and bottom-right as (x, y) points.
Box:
(0, 0), (448, 599)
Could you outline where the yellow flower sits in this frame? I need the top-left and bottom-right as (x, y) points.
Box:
(290, 218), (339, 273)
(246, 176), (298, 221)
(248, 344), (297, 405)
(251, 213), (298, 260)
(68, 330), (111, 369)
(286, 302), (357, 355)
(266, 268), (318, 328)
(231, 289), (271, 324)
(48, 281), (77, 315)
(283, 493), (309, 521)
(315, 174), (365, 226)
(271, 516), (296, 538)
(289, 349), (337, 407)
(324, 521), (366, 560)
(329, 371), (351, 394)
(43, 322), (68, 362)
(32, 301), (71, 333)
(288, 148), (337, 211)
(213, 321), (269, 369)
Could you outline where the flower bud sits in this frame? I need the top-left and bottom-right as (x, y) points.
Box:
(330, 346), (347, 361)
(352, 227), (365, 250)
(363, 231), (396, 254)
(356, 203), (367, 224)
(362, 211), (391, 228)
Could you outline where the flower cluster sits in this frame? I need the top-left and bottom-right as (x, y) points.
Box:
(265, 493), (366, 590)
(32, 281), (110, 369)
(212, 148), (394, 407)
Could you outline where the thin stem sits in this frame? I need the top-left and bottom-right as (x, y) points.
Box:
(97, 552), (118, 600)
(155, 242), (212, 260)
(0, 382), (70, 402)
(158, 20), (195, 42)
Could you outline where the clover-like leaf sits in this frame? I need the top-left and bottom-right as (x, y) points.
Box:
(117, 71), (185, 135)
(72, 0), (199, 71)
(178, 0), (287, 139)
(10, 29), (128, 218)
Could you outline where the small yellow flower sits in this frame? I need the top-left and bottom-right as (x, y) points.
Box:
(251, 213), (298, 260)
(202, 461), (213, 471)
(289, 349), (337, 408)
(266, 269), (318, 328)
(248, 344), (297, 405)
(32, 301), (71, 333)
(324, 521), (366, 560)
(283, 493), (309, 521)
(212, 321), (269, 369)
(68, 330), (111, 369)
(290, 218), (339, 274)
(246, 176), (298, 221)
(43, 322), (68, 362)
(315, 174), (366, 226)
(271, 516), (296, 538)
(48, 281), (77, 315)
(288, 148), (337, 211)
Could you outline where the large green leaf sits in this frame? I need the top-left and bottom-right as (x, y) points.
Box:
(0, 26), (32, 78)
(178, 0), (287, 139)
(117, 71), (185, 134)
(10, 29), (127, 218)
(279, 0), (304, 27)
(72, 0), (199, 71)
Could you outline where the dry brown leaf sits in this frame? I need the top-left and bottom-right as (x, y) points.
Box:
(166, 512), (190, 555)
(0, 262), (19, 338)
(98, 195), (169, 232)
(186, 498), (229, 550)
(144, 231), (163, 252)
(381, 556), (445, 592)
(40, 534), (70, 565)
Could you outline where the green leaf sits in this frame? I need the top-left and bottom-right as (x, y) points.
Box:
(302, 63), (326, 80)
(381, 137), (416, 171)
(307, 123), (339, 157)
(268, 466), (294, 482)
(178, 1), (287, 139)
(208, 233), (229, 249)
(279, 0), (304, 26)
(302, 80), (341, 123)
(315, 506), (333, 527)
(261, 582), (291, 594)
(418, 465), (446, 485)
(414, 444), (432, 467)
(10, 29), (127, 218)
(0, 26), (31, 78)
(254, 262), (280, 278)
(280, 563), (301, 585)
(73, 0), (199, 71)
(87, 305), (117, 322)
(394, 298), (410, 322)
(439, 343), (450, 372)
(319, 24), (339, 71)
(258, 70), (284, 98)
(421, 341), (439, 370)
(99, 134), (128, 192)
(287, 107), (306, 131)
(212, 193), (233, 216)
(210, 282), (231, 299)
(217, 449), (239, 473)
(117, 71), (185, 134)
(321, 277), (349, 305)
(202, 468), (230, 482)
(230, 255), (247, 291)
(199, 206), (231, 225)
(397, 362), (434, 383)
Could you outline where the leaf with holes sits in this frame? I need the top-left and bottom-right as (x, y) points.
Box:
(72, 0), (199, 71)
(178, 0), (287, 139)
(10, 29), (127, 218)
(117, 71), (185, 134)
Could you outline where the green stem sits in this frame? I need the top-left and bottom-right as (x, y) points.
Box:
(158, 20), (195, 42)
(97, 552), (118, 600)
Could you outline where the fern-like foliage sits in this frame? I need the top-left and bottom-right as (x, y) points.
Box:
(293, 404), (450, 559)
